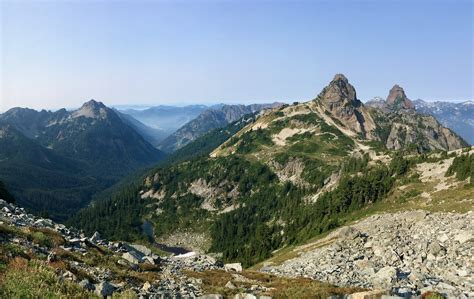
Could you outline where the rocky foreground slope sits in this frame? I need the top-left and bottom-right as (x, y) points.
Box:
(3, 195), (473, 298)
(0, 198), (370, 298)
(262, 210), (473, 298)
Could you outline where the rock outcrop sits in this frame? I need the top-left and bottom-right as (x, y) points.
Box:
(313, 74), (376, 138)
(365, 84), (468, 152)
(414, 99), (474, 145)
(386, 85), (415, 110)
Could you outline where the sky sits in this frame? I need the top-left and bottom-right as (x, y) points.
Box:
(0, 0), (472, 112)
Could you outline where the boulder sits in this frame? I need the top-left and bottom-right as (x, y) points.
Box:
(79, 279), (95, 291)
(122, 252), (141, 264)
(94, 281), (115, 297)
(34, 218), (53, 228)
(47, 252), (56, 263)
(142, 281), (152, 292)
(225, 281), (236, 289)
(372, 266), (397, 288)
(428, 241), (442, 255)
(130, 244), (152, 256)
(224, 263), (242, 272)
(142, 256), (156, 265)
(336, 226), (361, 240)
(90, 231), (101, 243)
(454, 232), (473, 244)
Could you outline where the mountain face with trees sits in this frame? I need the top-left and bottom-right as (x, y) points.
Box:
(70, 74), (468, 267)
(364, 82), (467, 151)
(0, 181), (15, 204)
(158, 103), (282, 153)
(0, 100), (165, 220)
(413, 99), (474, 145)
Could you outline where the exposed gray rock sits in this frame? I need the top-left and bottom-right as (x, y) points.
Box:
(79, 279), (95, 291)
(263, 210), (473, 298)
(122, 252), (141, 264)
(95, 281), (116, 297)
(130, 244), (152, 256)
(90, 231), (101, 243)
(373, 266), (397, 288)
(0, 200), (225, 298)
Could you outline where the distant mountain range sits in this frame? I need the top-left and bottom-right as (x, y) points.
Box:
(413, 99), (473, 145)
(117, 105), (209, 140)
(158, 103), (283, 152)
(0, 100), (165, 220)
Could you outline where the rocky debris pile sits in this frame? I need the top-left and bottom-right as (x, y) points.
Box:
(0, 199), (212, 297)
(262, 210), (473, 298)
(0, 199), (277, 298)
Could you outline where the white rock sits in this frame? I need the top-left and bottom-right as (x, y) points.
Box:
(122, 252), (141, 264)
(224, 263), (243, 272)
(454, 232), (473, 244)
(225, 281), (236, 289)
(437, 233), (449, 243)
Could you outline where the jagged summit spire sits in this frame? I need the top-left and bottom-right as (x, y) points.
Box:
(386, 85), (414, 110)
(332, 73), (349, 83)
(316, 73), (358, 106)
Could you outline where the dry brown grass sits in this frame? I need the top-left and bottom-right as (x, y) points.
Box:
(26, 227), (65, 247)
(138, 262), (161, 272)
(184, 269), (365, 298)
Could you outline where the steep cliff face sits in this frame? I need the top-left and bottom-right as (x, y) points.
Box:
(312, 74), (376, 139)
(385, 84), (415, 110)
(413, 99), (474, 145)
(378, 112), (467, 151)
(366, 85), (468, 152)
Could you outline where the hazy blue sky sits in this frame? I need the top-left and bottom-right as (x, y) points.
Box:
(1, 0), (472, 111)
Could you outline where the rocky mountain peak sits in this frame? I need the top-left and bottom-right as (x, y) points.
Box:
(83, 99), (106, 109)
(72, 99), (109, 119)
(310, 74), (376, 138)
(386, 84), (414, 110)
(332, 73), (349, 83)
(316, 73), (358, 108)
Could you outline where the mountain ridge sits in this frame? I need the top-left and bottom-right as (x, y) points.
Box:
(413, 99), (473, 145)
(0, 100), (165, 220)
(158, 103), (283, 152)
